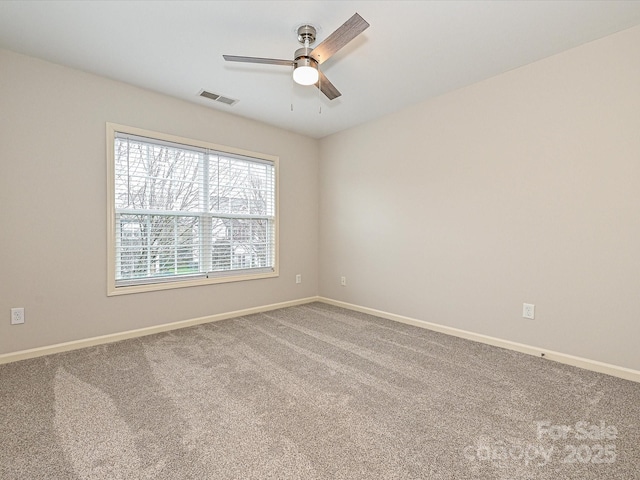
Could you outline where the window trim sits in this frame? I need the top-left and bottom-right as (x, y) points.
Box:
(106, 122), (279, 296)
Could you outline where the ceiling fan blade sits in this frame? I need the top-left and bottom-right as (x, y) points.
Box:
(316, 70), (341, 100)
(310, 13), (369, 65)
(223, 55), (293, 67)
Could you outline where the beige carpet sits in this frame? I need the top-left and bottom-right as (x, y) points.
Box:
(1, 302), (639, 479)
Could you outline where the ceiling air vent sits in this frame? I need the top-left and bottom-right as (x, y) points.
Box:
(198, 89), (238, 106)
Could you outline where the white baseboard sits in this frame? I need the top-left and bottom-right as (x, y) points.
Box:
(4, 295), (638, 384)
(0, 296), (320, 365)
(318, 297), (640, 384)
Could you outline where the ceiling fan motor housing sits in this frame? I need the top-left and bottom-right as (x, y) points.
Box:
(294, 47), (318, 67)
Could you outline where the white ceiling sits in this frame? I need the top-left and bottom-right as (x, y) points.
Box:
(2, 1), (640, 138)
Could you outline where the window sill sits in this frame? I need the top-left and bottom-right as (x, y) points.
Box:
(107, 270), (278, 296)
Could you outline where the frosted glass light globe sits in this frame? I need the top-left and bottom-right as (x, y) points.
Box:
(293, 65), (319, 86)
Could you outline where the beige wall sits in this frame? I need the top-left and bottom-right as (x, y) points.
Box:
(319, 25), (640, 371)
(0, 49), (319, 355)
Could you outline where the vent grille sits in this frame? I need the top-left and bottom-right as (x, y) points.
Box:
(198, 89), (238, 106)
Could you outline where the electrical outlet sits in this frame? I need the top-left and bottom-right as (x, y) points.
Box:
(340, 276), (347, 286)
(523, 303), (535, 320)
(11, 308), (25, 325)
(296, 274), (302, 284)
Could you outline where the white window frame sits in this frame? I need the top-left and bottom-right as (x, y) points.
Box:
(106, 123), (279, 296)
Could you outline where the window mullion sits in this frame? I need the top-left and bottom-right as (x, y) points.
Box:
(201, 153), (212, 273)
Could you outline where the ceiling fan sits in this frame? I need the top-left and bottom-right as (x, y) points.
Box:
(223, 13), (369, 100)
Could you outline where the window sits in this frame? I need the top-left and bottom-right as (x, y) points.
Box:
(107, 123), (278, 295)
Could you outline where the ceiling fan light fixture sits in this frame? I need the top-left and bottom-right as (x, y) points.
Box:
(293, 57), (319, 86)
